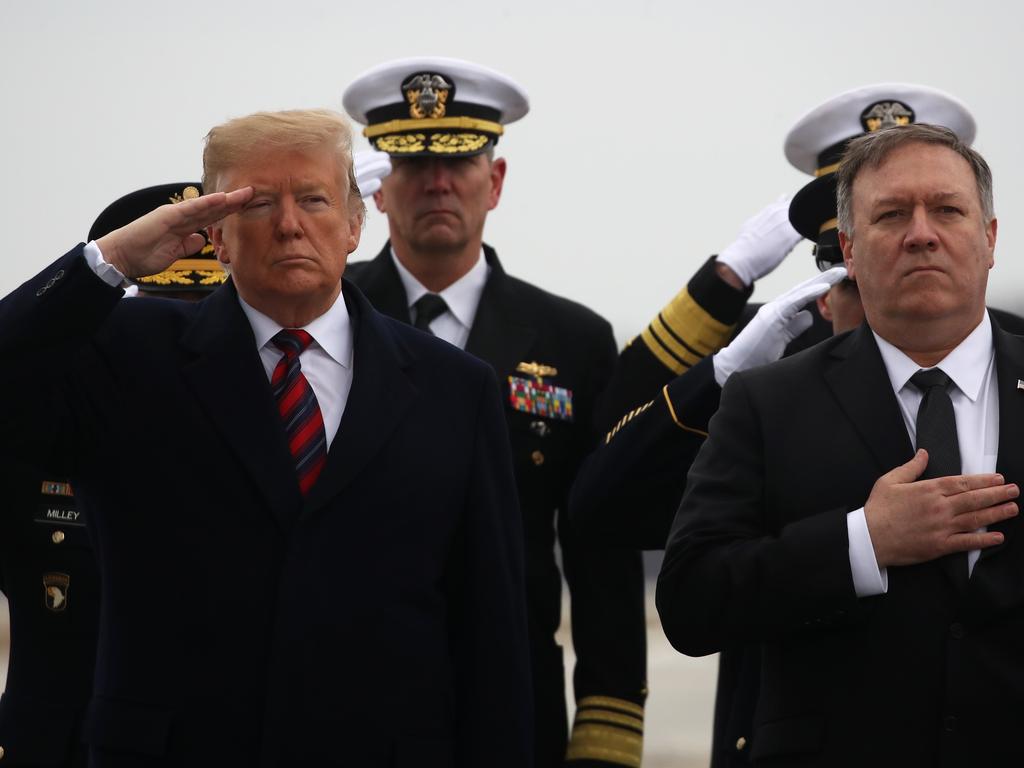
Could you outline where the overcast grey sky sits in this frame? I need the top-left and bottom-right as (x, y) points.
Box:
(4, 0), (1022, 343)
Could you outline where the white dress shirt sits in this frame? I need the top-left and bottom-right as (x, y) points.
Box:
(847, 314), (998, 596)
(84, 240), (354, 449)
(390, 247), (489, 350)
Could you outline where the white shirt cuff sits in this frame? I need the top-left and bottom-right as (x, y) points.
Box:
(84, 240), (127, 288)
(847, 507), (888, 597)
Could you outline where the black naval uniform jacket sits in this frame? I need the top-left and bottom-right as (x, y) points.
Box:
(658, 320), (1024, 767)
(0, 245), (532, 768)
(347, 244), (648, 768)
(0, 470), (97, 767)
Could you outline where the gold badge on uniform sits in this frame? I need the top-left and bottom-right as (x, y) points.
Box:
(860, 101), (914, 132)
(402, 73), (452, 120)
(43, 572), (70, 612)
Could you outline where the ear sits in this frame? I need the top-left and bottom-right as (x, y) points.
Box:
(839, 230), (855, 281)
(373, 188), (386, 213)
(346, 213), (362, 255)
(209, 225), (230, 265)
(487, 157), (507, 211)
(816, 291), (833, 322)
(985, 216), (998, 269)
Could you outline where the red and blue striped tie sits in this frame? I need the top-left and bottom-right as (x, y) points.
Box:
(271, 329), (327, 496)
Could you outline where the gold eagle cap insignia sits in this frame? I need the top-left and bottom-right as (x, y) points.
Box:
(860, 100), (914, 133)
(168, 186), (201, 205)
(516, 361), (559, 379)
(402, 73), (452, 120)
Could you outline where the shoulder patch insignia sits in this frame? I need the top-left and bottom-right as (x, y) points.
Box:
(43, 572), (70, 612)
(509, 376), (573, 422)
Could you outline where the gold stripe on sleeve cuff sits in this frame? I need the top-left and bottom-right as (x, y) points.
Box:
(640, 287), (735, 375)
(567, 697), (645, 768)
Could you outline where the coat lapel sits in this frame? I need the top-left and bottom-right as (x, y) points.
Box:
(823, 324), (914, 474)
(464, 246), (537, 378)
(180, 281), (302, 531)
(345, 244), (413, 323)
(302, 282), (416, 514)
(969, 321), (1024, 611)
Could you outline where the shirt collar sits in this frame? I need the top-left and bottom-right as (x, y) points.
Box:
(236, 288), (353, 369)
(873, 312), (993, 402)
(389, 246), (490, 330)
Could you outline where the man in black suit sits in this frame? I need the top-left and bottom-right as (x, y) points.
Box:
(0, 109), (531, 767)
(342, 57), (647, 768)
(658, 123), (1023, 766)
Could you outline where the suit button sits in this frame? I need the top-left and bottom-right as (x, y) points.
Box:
(531, 450), (545, 466)
(52, 530), (65, 544)
(0, 744), (6, 759)
(735, 736), (747, 751)
(944, 715), (957, 733)
(949, 622), (965, 639)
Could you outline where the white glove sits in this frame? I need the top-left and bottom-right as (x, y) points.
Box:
(716, 197), (804, 287)
(713, 266), (847, 386)
(353, 150), (392, 198)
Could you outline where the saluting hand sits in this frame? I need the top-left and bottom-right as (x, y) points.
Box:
(865, 449), (1019, 568)
(95, 187), (254, 279)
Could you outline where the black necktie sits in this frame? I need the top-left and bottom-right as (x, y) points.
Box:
(911, 369), (961, 479)
(911, 368), (967, 589)
(413, 293), (449, 333)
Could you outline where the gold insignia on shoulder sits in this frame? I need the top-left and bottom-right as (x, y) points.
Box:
(41, 480), (74, 497)
(43, 572), (70, 612)
(168, 185), (201, 204)
(861, 101), (914, 132)
(516, 361), (559, 380)
(402, 73), (452, 120)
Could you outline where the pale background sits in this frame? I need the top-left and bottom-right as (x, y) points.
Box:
(2, 1), (1023, 765)
(3, 0), (1024, 334)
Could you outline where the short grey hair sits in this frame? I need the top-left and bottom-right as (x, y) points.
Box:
(836, 123), (994, 236)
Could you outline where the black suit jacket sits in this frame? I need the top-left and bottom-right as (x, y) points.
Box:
(658, 320), (1024, 767)
(347, 245), (647, 768)
(0, 245), (532, 768)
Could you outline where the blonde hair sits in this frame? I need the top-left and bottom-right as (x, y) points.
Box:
(202, 108), (365, 219)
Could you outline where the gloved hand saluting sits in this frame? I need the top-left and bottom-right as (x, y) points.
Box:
(353, 150), (392, 198)
(713, 266), (847, 386)
(716, 196), (804, 287)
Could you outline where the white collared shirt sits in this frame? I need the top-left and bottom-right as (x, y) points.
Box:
(390, 247), (490, 350)
(84, 241), (353, 450)
(238, 293), (353, 450)
(848, 314), (998, 595)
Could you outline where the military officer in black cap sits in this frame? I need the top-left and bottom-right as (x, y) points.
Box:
(343, 56), (648, 768)
(0, 183), (226, 767)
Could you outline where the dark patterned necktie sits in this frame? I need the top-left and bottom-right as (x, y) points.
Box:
(911, 368), (967, 588)
(413, 293), (449, 333)
(271, 330), (327, 496)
